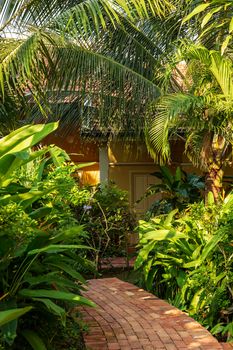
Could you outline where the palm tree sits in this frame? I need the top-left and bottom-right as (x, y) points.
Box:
(146, 44), (233, 201)
(0, 0), (178, 136)
(4, 1), (232, 203)
(183, 0), (233, 53)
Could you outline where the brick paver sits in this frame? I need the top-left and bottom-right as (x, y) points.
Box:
(100, 257), (136, 270)
(81, 278), (232, 350)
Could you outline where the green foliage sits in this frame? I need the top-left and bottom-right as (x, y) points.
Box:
(0, 0), (181, 140)
(0, 124), (94, 349)
(147, 45), (233, 166)
(136, 194), (233, 340)
(74, 183), (136, 266)
(139, 166), (204, 219)
(183, 1), (233, 52)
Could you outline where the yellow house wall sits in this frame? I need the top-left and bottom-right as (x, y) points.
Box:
(44, 131), (100, 185)
(43, 132), (233, 207)
(109, 164), (159, 197)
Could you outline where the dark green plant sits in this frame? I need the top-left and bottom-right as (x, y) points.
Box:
(139, 166), (204, 219)
(75, 183), (136, 268)
(0, 123), (95, 349)
(136, 193), (233, 341)
(0, 222), (95, 348)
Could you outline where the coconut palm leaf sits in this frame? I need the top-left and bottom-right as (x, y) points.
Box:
(1, 0), (174, 35)
(0, 0), (177, 135)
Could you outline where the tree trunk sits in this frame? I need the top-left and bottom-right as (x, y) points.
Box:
(205, 164), (224, 202)
(204, 134), (226, 203)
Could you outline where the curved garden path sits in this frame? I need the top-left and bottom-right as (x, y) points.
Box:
(81, 277), (233, 350)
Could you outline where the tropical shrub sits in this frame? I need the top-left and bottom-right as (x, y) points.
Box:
(0, 223), (94, 348)
(0, 123), (95, 349)
(136, 193), (233, 341)
(74, 183), (136, 267)
(18, 147), (136, 268)
(139, 166), (204, 219)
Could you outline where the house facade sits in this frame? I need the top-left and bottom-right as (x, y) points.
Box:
(45, 130), (201, 215)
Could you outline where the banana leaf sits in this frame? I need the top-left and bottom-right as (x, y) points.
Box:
(21, 330), (47, 350)
(19, 289), (95, 307)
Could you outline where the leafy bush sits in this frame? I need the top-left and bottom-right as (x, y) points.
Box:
(0, 122), (136, 348)
(136, 193), (233, 341)
(17, 145), (136, 267)
(74, 183), (136, 267)
(0, 123), (95, 349)
(139, 166), (204, 219)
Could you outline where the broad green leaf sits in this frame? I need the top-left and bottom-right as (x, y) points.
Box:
(145, 263), (157, 291)
(144, 229), (185, 241)
(0, 123), (58, 159)
(28, 244), (92, 255)
(183, 259), (202, 269)
(50, 225), (87, 243)
(48, 146), (70, 167)
(0, 146), (53, 186)
(32, 298), (66, 326)
(24, 272), (58, 285)
(211, 323), (224, 335)
(138, 220), (156, 234)
(164, 209), (178, 227)
(191, 246), (202, 260)
(189, 288), (204, 314)
(0, 188), (55, 208)
(29, 207), (52, 220)
(19, 289), (95, 307)
(222, 322), (233, 336)
(175, 240), (195, 257)
(0, 307), (32, 327)
(182, 3), (210, 23)
(22, 330), (47, 350)
(26, 274), (80, 291)
(176, 270), (186, 288)
(201, 231), (225, 262)
(0, 299), (18, 346)
(134, 241), (156, 269)
(44, 260), (86, 284)
(156, 253), (183, 264)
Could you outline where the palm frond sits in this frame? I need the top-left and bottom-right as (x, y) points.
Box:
(182, 0), (233, 51)
(209, 51), (233, 98)
(0, 0), (178, 135)
(1, 0), (175, 35)
(146, 93), (205, 163)
(185, 130), (208, 169)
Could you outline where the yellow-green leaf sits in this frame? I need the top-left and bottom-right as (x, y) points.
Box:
(182, 3), (210, 23)
(221, 35), (232, 55)
(229, 17), (233, 33)
(201, 6), (222, 28)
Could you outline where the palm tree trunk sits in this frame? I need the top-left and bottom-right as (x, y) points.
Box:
(204, 134), (226, 202)
(205, 164), (224, 202)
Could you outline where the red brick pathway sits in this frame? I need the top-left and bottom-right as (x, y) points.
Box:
(100, 257), (136, 270)
(81, 278), (232, 350)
